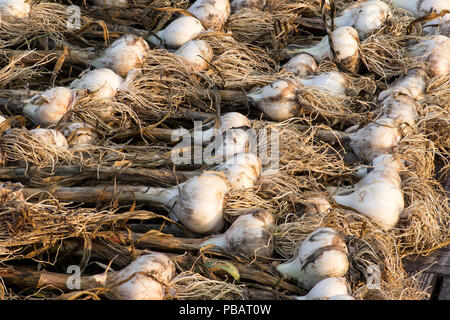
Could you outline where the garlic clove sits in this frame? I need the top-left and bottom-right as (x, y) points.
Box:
(214, 152), (262, 190)
(29, 128), (69, 149)
(378, 68), (428, 101)
(294, 277), (351, 300)
(174, 39), (214, 71)
(70, 68), (124, 99)
(282, 54), (317, 78)
(0, 0), (30, 20)
(188, 0), (231, 30)
(61, 122), (99, 147)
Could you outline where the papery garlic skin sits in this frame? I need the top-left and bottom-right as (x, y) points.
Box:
(378, 68), (428, 101)
(23, 87), (75, 127)
(210, 128), (251, 161)
(147, 16), (205, 50)
(70, 68), (124, 99)
(202, 112), (251, 142)
(201, 208), (275, 257)
(29, 128), (69, 149)
(378, 93), (419, 129)
(188, 0), (230, 30)
(276, 228), (349, 290)
(230, 0), (266, 13)
(0, 0), (30, 20)
(61, 122), (98, 147)
(295, 277), (351, 300)
(282, 54), (317, 78)
(92, 34), (150, 77)
(169, 171), (229, 235)
(392, 0), (450, 17)
(88, 253), (175, 300)
(299, 71), (349, 95)
(214, 152), (262, 190)
(174, 39), (214, 71)
(93, 0), (129, 8)
(408, 36), (450, 77)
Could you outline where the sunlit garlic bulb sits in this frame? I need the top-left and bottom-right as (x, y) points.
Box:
(276, 228), (349, 289)
(392, 0), (450, 17)
(147, 16), (205, 50)
(93, 0), (129, 8)
(230, 0), (266, 13)
(92, 34), (150, 77)
(214, 152), (262, 190)
(378, 93), (419, 129)
(188, 0), (230, 31)
(61, 122), (99, 147)
(202, 112), (251, 142)
(174, 39), (214, 71)
(333, 154), (404, 231)
(282, 54), (317, 78)
(299, 71), (349, 95)
(29, 128), (69, 149)
(408, 35), (450, 77)
(23, 87), (75, 127)
(0, 0), (30, 20)
(209, 127), (252, 162)
(201, 208), (275, 257)
(70, 68), (124, 99)
(378, 68), (428, 101)
(294, 277), (352, 300)
(87, 253), (175, 300)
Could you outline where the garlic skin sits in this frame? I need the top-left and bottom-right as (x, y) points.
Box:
(23, 87), (75, 127)
(168, 171), (229, 235)
(294, 277), (351, 300)
(147, 16), (205, 50)
(378, 68), (428, 101)
(61, 122), (98, 147)
(88, 253), (176, 300)
(247, 78), (301, 122)
(0, 0), (30, 20)
(347, 117), (401, 163)
(174, 39), (214, 71)
(93, 0), (129, 8)
(378, 93), (419, 129)
(201, 208), (275, 257)
(188, 0), (231, 30)
(91, 34), (150, 77)
(392, 0), (450, 17)
(0, 115), (6, 124)
(282, 54), (317, 78)
(202, 112), (251, 142)
(210, 128), (251, 162)
(334, 0), (392, 39)
(214, 153), (262, 190)
(230, 0), (266, 13)
(423, 14), (450, 36)
(333, 154), (404, 231)
(408, 36), (450, 77)
(70, 68), (124, 99)
(299, 71), (349, 95)
(29, 128), (69, 149)
(276, 228), (349, 290)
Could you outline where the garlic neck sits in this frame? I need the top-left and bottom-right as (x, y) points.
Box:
(137, 183), (183, 206)
(292, 36), (330, 61)
(199, 233), (228, 249)
(276, 258), (304, 280)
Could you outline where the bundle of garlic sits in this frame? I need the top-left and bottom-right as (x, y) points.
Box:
(293, 277), (353, 300)
(276, 227), (349, 289)
(188, 0), (231, 31)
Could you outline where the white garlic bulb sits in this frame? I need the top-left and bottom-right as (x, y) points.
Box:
(0, 115), (6, 124)
(282, 54), (317, 78)
(174, 39), (214, 71)
(327, 294), (355, 300)
(200, 208), (275, 257)
(61, 122), (99, 147)
(93, 0), (129, 8)
(408, 35), (450, 77)
(147, 16), (205, 50)
(378, 68), (428, 101)
(230, 0), (266, 13)
(23, 87), (75, 127)
(0, 0), (30, 20)
(294, 277), (352, 300)
(29, 128), (69, 149)
(202, 112), (251, 142)
(392, 0), (449, 17)
(378, 93), (419, 129)
(213, 152), (261, 190)
(423, 14), (450, 36)
(276, 228), (349, 290)
(299, 71), (349, 95)
(70, 68), (125, 99)
(91, 34), (150, 77)
(188, 0), (230, 30)
(87, 253), (176, 300)
(209, 127), (251, 162)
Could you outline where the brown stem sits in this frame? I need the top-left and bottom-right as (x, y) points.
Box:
(0, 49), (97, 67)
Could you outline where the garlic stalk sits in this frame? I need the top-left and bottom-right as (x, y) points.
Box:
(174, 39), (214, 71)
(91, 34), (150, 77)
(147, 16), (205, 50)
(22, 87), (76, 127)
(188, 0), (230, 30)
(333, 154), (404, 231)
(86, 253), (176, 300)
(294, 277), (352, 300)
(29, 128), (69, 149)
(200, 208), (275, 257)
(230, 0), (266, 13)
(93, 0), (129, 8)
(0, 0), (30, 20)
(377, 68), (428, 101)
(392, 0), (450, 17)
(70, 68), (125, 99)
(61, 122), (99, 147)
(407, 35), (450, 77)
(282, 54), (317, 78)
(276, 227), (349, 289)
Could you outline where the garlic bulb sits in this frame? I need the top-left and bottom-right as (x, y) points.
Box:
(333, 0), (392, 39)
(289, 26), (360, 73)
(347, 116), (401, 163)
(294, 277), (351, 300)
(202, 112), (251, 142)
(378, 68), (428, 101)
(61, 122), (98, 147)
(91, 34), (150, 77)
(333, 154), (404, 231)
(174, 39), (214, 71)
(408, 35), (450, 77)
(230, 0), (266, 13)
(0, 0), (30, 20)
(70, 68), (125, 99)
(282, 54), (317, 78)
(0, 114), (7, 124)
(147, 16), (205, 50)
(213, 152), (261, 190)
(29, 128), (69, 149)
(87, 253), (175, 300)
(299, 71), (349, 95)
(378, 93), (419, 129)
(23, 87), (75, 127)
(200, 208), (275, 257)
(93, 0), (129, 8)
(209, 127), (251, 162)
(276, 227), (349, 289)
(423, 14), (450, 36)
(247, 78), (301, 121)
(392, 0), (450, 17)
(188, 0), (230, 30)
